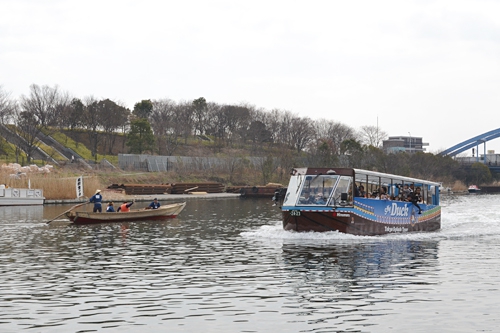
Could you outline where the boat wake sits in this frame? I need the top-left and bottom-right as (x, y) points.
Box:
(242, 194), (500, 242)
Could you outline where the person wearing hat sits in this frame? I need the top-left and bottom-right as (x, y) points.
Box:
(147, 198), (161, 210)
(89, 189), (103, 212)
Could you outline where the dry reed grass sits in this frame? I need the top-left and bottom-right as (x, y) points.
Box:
(0, 165), (477, 200)
(0, 170), (102, 200)
(451, 180), (467, 192)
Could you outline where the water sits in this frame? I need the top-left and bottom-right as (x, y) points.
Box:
(0, 195), (499, 332)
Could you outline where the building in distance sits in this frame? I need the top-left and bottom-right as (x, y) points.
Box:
(383, 135), (429, 153)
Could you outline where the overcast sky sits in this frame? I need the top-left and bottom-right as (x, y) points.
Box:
(1, 0), (499, 155)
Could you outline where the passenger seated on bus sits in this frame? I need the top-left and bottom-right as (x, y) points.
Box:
(356, 185), (366, 197)
(299, 190), (314, 204)
(401, 184), (411, 201)
(379, 186), (389, 200)
(314, 193), (326, 205)
(354, 185), (360, 197)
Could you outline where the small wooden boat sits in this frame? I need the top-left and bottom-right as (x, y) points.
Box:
(65, 202), (186, 225)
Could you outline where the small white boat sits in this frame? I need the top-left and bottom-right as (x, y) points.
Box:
(439, 183), (453, 194)
(0, 185), (44, 206)
(468, 185), (481, 194)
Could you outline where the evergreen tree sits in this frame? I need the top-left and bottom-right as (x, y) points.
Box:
(126, 118), (155, 154)
(133, 100), (153, 119)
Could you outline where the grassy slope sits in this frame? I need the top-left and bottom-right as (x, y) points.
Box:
(2, 127), (290, 192)
(51, 131), (119, 164)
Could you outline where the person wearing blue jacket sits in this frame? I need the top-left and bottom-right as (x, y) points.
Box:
(147, 198), (161, 209)
(106, 202), (115, 212)
(89, 189), (103, 212)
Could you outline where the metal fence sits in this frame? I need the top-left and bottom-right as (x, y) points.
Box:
(118, 154), (268, 172)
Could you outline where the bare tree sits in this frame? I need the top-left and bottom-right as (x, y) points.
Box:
(236, 103), (261, 144)
(262, 109), (281, 145)
(0, 86), (17, 158)
(52, 90), (72, 132)
(217, 104), (251, 146)
(12, 108), (42, 163)
(150, 99), (181, 156)
(247, 120), (271, 152)
(313, 119), (356, 156)
(289, 116), (315, 153)
(100, 99), (129, 154)
(329, 122), (356, 155)
(177, 101), (194, 144)
(20, 84), (60, 128)
(81, 96), (100, 158)
(250, 107), (267, 126)
(359, 125), (388, 148)
(205, 103), (226, 152)
(277, 110), (295, 147)
(204, 102), (220, 137)
(0, 86), (16, 124)
(308, 138), (339, 167)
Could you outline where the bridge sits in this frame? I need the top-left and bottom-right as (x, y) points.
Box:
(439, 128), (500, 172)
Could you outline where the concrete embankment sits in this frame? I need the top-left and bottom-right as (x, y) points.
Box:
(44, 192), (242, 205)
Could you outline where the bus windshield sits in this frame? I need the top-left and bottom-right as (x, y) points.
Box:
(296, 175), (338, 205)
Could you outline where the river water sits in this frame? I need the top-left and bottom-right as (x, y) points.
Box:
(0, 194), (499, 333)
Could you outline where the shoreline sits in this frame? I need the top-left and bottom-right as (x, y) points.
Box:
(43, 190), (472, 205)
(44, 192), (242, 205)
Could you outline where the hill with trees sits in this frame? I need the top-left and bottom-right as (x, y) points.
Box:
(0, 83), (496, 188)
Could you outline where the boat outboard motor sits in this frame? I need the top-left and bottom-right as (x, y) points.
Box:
(272, 188), (287, 207)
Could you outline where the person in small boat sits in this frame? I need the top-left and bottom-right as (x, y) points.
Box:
(89, 189), (103, 213)
(106, 202), (115, 212)
(147, 198), (161, 209)
(117, 200), (134, 212)
(409, 186), (423, 214)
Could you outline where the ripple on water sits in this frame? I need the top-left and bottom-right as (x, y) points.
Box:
(1, 196), (500, 332)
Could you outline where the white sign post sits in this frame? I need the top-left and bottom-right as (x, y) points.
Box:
(76, 176), (84, 198)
